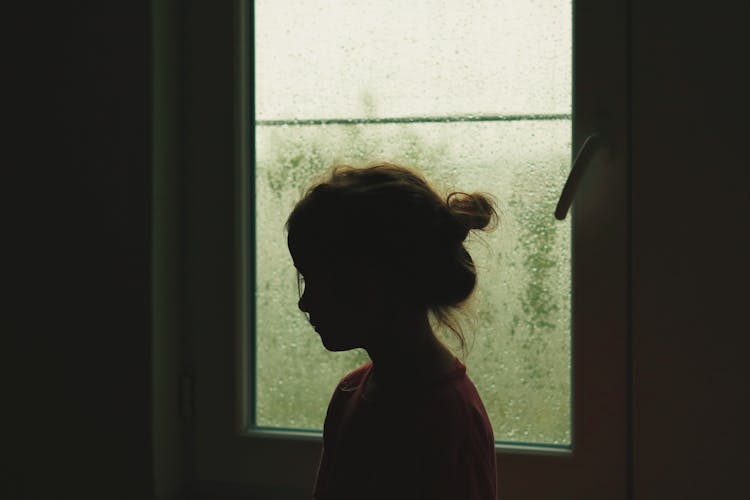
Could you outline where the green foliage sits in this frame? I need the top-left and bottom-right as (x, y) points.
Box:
(508, 158), (568, 389)
(264, 128), (330, 199)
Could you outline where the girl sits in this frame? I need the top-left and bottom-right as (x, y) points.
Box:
(286, 162), (498, 499)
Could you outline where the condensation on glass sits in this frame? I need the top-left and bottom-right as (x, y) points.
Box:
(254, 0), (572, 445)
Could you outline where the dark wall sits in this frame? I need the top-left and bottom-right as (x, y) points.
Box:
(631, 1), (750, 498)
(7, 2), (154, 499)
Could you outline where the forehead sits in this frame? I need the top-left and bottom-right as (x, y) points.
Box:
(288, 235), (330, 274)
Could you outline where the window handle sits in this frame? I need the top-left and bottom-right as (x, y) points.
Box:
(554, 132), (603, 220)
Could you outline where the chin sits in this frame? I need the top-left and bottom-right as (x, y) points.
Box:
(319, 334), (358, 352)
(321, 341), (355, 352)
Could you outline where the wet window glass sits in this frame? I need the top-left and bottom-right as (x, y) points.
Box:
(254, 0), (572, 445)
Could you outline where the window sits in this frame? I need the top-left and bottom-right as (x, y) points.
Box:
(254, 0), (572, 446)
(182, 0), (629, 497)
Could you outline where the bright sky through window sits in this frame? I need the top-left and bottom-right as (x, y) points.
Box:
(255, 0), (570, 120)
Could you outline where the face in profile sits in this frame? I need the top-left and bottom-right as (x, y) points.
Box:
(293, 256), (387, 352)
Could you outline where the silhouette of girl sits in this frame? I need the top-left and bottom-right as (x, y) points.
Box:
(286, 162), (498, 499)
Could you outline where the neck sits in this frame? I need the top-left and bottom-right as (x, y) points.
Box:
(363, 310), (453, 388)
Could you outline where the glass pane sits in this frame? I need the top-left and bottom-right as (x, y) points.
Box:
(254, 1), (572, 445)
(255, 0), (571, 120)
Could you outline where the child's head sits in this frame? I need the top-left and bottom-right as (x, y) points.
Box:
(285, 162), (497, 356)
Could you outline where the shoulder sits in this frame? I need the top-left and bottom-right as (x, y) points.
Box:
(322, 361), (372, 437)
(420, 369), (495, 445)
(336, 360), (373, 392)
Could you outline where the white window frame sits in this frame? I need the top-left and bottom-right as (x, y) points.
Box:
(174, 0), (631, 497)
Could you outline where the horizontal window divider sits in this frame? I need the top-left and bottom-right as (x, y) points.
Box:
(242, 428), (573, 455)
(243, 427), (323, 442)
(255, 113), (571, 127)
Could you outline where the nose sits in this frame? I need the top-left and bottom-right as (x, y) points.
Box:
(298, 290), (309, 313)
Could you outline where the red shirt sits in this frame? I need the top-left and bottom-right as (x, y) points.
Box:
(313, 358), (497, 499)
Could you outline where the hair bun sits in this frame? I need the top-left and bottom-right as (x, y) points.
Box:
(446, 191), (499, 239)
